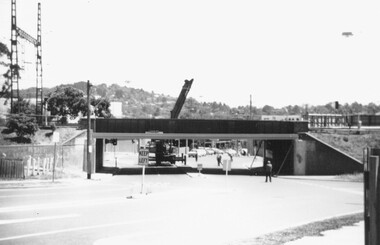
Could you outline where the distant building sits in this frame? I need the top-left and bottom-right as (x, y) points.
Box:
(260, 115), (303, 121)
(110, 101), (122, 118)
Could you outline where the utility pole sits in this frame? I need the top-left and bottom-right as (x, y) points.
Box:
(10, 0), (43, 116)
(87, 80), (92, 179)
(35, 3), (43, 119)
(250, 94), (252, 120)
(10, 0), (19, 113)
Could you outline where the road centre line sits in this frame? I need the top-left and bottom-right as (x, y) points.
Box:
(0, 182), (132, 192)
(0, 218), (162, 242)
(0, 197), (131, 213)
(0, 214), (79, 225)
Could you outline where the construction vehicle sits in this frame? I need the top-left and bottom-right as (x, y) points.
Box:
(150, 79), (193, 165)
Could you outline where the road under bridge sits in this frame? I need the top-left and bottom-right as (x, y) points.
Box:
(90, 118), (308, 175)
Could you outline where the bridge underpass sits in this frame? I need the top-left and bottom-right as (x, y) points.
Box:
(90, 118), (308, 175)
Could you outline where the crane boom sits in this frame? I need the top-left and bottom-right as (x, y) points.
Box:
(170, 79), (193, 119)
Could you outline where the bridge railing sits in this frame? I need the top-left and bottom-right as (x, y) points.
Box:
(92, 118), (309, 134)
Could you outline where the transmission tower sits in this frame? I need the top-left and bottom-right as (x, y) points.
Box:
(10, 0), (43, 117)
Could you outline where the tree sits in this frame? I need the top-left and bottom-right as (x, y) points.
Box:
(46, 86), (87, 124)
(72, 81), (88, 92)
(153, 107), (161, 117)
(2, 114), (38, 142)
(367, 103), (379, 115)
(262, 105), (275, 115)
(10, 97), (35, 114)
(351, 102), (363, 114)
(95, 83), (108, 97)
(114, 89), (124, 99)
(0, 42), (22, 105)
(0, 42), (9, 58)
(0, 42), (11, 101)
(91, 98), (112, 118)
(290, 105), (303, 115)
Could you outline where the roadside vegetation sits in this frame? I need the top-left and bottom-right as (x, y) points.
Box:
(310, 129), (380, 162)
(231, 212), (363, 245)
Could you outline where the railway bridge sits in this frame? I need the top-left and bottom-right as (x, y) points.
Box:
(90, 118), (362, 175)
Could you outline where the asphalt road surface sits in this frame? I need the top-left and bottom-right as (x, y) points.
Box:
(0, 173), (363, 245)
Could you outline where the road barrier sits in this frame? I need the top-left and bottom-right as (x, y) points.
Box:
(364, 148), (380, 245)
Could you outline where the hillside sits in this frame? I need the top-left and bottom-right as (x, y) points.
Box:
(15, 81), (380, 120)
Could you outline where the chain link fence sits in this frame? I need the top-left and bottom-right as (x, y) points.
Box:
(0, 143), (85, 179)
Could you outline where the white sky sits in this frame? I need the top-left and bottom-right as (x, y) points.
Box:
(0, 0), (380, 108)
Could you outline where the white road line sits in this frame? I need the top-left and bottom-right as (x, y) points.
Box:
(0, 214), (79, 225)
(0, 182), (122, 192)
(0, 218), (161, 242)
(283, 179), (363, 195)
(0, 187), (131, 198)
(0, 197), (130, 213)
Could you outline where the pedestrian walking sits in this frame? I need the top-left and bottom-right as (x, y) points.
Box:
(228, 153), (233, 162)
(216, 153), (222, 166)
(195, 152), (198, 162)
(264, 160), (273, 182)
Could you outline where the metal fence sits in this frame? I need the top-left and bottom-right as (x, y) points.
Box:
(0, 158), (24, 179)
(0, 144), (85, 179)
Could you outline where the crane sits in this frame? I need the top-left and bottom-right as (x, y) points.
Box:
(151, 79), (194, 165)
(170, 79), (193, 119)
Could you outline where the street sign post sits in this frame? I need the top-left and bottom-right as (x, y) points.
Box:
(223, 159), (231, 190)
(197, 163), (203, 176)
(138, 149), (149, 166)
(139, 149), (149, 194)
(222, 159), (231, 171)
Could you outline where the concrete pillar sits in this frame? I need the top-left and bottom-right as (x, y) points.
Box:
(293, 139), (306, 175)
(185, 139), (188, 156)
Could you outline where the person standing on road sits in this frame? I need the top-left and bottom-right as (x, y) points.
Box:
(195, 152), (198, 162)
(264, 160), (273, 182)
(216, 153), (222, 166)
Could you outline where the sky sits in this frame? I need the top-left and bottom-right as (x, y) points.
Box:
(0, 0), (380, 108)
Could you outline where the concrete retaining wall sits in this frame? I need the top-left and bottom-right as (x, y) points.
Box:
(294, 133), (363, 175)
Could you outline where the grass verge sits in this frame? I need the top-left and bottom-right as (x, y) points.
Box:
(230, 212), (363, 245)
(335, 172), (363, 182)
